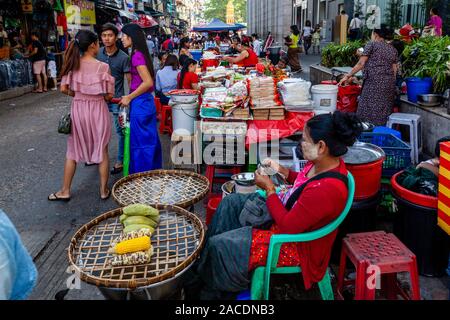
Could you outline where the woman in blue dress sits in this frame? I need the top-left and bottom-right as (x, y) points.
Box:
(120, 23), (162, 174)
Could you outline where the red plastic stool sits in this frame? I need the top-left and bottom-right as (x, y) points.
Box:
(159, 104), (173, 135)
(206, 195), (222, 226)
(337, 231), (421, 300)
(205, 165), (241, 193)
(154, 97), (162, 121)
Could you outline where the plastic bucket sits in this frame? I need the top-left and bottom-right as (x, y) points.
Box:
(345, 158), (384, 201)
(311, 84), (339, 114)
(171, 103), (198, 135)
(406, 77), (433, 103)
(391, 172), (449, 277)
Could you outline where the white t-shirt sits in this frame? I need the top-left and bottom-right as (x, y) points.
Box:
(350, 18), (363, 30)
(253, 39), (262, 56)
(303, 26), (312, 37)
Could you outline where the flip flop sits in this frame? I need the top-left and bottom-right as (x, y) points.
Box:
(101, 189), (111, 201)
(48, 192), (71, 202)
(110, 166), (123, 175)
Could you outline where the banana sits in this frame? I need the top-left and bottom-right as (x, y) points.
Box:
(123, 224), (155, 235)
(123, 216), (159, 228)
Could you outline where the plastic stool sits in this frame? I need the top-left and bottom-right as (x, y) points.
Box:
(337, 231), (421, 300)
(205, 165), (241, 193)
(154, 97), (162, 121)
(373, 126), (402, 140)
(387, 113), (422, 164)
(159, 104), (173, 135)
(206, 195), (222, 226)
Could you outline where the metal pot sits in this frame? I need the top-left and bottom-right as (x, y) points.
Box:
(97, 262), (194, 300)
(222, 180), (235, 198)
(231, 172), (255, 187)
(417, 94), (443, 107)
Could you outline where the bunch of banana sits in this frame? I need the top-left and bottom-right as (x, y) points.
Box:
(119, 204), (160, 235)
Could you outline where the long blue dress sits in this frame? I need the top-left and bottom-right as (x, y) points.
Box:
(129, 92), (162, 174)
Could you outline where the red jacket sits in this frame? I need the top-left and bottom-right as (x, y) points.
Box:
(265, 159), (348, 289)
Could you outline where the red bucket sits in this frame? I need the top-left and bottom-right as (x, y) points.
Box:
(202, 59), (219, 71)
(391, 171), (438, 208)
(346, 158), (384, 201)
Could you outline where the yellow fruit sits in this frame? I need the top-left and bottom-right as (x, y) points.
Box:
(111, 236), (150, 255)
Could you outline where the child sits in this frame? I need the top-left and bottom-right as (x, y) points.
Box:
(312, 25), (321, 54)
(46, 50), (57, 91)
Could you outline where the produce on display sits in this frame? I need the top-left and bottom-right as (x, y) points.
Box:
(108, 236), (151, 255)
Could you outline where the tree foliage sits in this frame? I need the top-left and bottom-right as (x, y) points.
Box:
(203, 0), (247, 23)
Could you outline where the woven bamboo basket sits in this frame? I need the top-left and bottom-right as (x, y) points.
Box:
(112, 170), (210, 208)
(68, 205), (206, 290)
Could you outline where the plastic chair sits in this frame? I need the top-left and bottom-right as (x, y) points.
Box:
(250, 172), (356, 300)
(387, 113), (422, 165)
(154, 97), (162, 121)
(159, 104), (173, 135)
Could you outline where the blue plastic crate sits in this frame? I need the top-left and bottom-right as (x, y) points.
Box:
(358, 132), (412, 177)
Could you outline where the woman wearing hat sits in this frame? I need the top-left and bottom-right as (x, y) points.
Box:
(120, 23), (162, 174)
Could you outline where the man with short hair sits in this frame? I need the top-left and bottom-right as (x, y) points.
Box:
(348, 13), (363, 40)
(26, 32), (47, 93)
(251, 33), (262, 57)
(162, 35), (174, 52)
(97, 23), (131, 175)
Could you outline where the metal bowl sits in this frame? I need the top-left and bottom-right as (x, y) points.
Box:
(418, 94), (443, 107)
(343, 142), (386, 165)
(231, 172), (255, 186)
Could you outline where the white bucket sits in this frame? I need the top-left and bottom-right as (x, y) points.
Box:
(311, 84), (338, 114)
(171, 103), (198, 135)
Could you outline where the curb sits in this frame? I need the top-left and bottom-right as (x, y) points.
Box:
(0, 85), (35, 102)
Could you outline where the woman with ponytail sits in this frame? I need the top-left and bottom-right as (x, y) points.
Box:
(48, 30), (115, 202)
(120, 23), (162, 174)
(178, 58), (199, 90)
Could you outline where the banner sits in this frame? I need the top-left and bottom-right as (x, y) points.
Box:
(63, 0), (96, 25)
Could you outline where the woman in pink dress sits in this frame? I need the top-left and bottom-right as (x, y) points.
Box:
(48, 30), (115, 202)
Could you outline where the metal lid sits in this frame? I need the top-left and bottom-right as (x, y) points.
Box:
(342, 142), (385, 165)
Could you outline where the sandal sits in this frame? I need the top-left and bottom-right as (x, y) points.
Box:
(110, 165), (123, 175)
(48, 192), (71, 202)
(101, 189), (111, 201)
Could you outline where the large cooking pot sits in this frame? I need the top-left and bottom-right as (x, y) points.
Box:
(343, 142), (385, 201)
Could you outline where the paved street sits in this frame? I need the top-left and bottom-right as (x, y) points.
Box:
(0, 52), (447, 300)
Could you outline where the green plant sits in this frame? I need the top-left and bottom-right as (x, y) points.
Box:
(402, 36), (450, 93)
(321, 40), (366, 68)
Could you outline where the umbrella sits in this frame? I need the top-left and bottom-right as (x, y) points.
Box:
(192, 18), (244, 32)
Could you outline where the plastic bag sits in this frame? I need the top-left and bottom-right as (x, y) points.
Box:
(397, 167), (438, 197)
(278, 79), (311, 107)
(337, 84), (361, 113)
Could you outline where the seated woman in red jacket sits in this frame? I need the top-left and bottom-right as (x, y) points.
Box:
(184, 111), (362, 300)
(222, 37), (259, 68)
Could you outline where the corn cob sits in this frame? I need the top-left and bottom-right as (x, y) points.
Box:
(123, 224), (155, 235)
(116, 229), (152, 242)
(123, 216), (159, 228)
(123, 204), (159, 218)
(108, 236), (150, 255)
(110, 248), (153, 267)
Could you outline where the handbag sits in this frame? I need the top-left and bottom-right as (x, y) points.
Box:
(58, 112), (71, 134)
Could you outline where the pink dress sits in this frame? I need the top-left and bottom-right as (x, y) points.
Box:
(61, 60), (115, 163)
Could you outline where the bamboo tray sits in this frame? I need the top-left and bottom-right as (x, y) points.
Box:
(112, 170), (210, 208)
(68, 205), (205, 289)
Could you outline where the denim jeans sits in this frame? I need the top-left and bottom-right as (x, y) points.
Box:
(108, 103), (124, 163)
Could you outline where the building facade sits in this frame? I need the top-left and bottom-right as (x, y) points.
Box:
(247, 0), (293, 46)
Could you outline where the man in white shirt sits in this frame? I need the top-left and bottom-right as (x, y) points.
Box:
(251, 33), (262, 57)
(348, 13), (363, 40)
